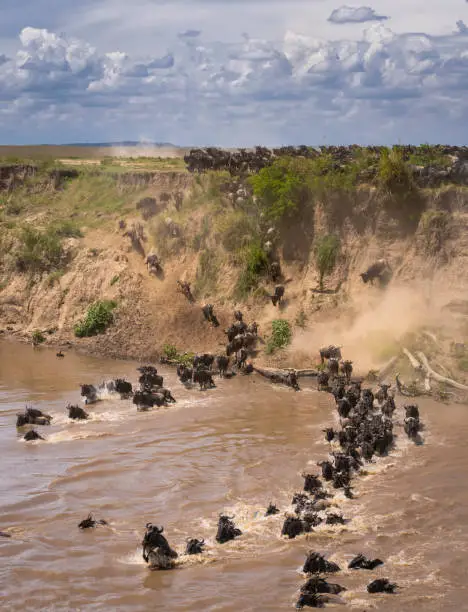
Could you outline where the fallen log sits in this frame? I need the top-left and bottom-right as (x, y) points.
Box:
(377, 356), (398, 381)
(403, 348), (422, 371)
(252, 366), (300, 390)
(416, 352), (468, 392)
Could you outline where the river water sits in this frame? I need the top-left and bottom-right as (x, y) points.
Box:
(1, 340), (468, 611)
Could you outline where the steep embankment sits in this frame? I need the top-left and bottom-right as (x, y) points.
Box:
(0, 154), (468, 385)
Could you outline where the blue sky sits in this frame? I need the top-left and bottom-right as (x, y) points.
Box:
(0, 0), (467, 145)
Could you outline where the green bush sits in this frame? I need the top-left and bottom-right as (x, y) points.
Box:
(15, 225), (64, 274)
(234, 242), (269, 298)
(74, 300), (117, 338)
(250, 157), (312, 221)
(266, 319), (292, 354)
(50, 219), (83, 238)
(162, 344), (194, 366)
(378, 147), (415, 195)
(32, 330), (45, 345)
(315, 234), (340, 290)
(216, 211), (258, 252)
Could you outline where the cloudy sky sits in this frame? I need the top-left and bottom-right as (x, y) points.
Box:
(0, 0), (467, 145)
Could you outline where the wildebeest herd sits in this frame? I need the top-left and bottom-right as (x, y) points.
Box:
(12, 324), (425, 608)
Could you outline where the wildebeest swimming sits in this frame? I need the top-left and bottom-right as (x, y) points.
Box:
(215, 515), (242, 543)
(367, 578), (398, 593)
(23, 429), (44, 441)
(185, 538), (205, 555)
(67, 404), (89, 420)
(16, 406), (52, 427)
(348, 553), (383, 570)
(80, 378), (134, 404)
(142, 524), (178, 570)
(78, 514), (108, 529)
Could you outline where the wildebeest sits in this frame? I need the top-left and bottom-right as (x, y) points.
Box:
(318, 460), (334, 481)
(281, 516), (307, 539)
(301, 577), (346, 595)
(404, 416), (420, 439)
(215, 355), (229, 377)
(381, 396), (396, 417)
(177, 280), (194, 303)
(375, 383), (391, 403)
(177, 364), (193, 384)
(142, 524), (178, 570)
(295, 592), (327, 608)
(303, 474), (322, 494)
(193, 369), (215, 390)
(146, 253), (162, 275)
(271, 285), (285, 307)
(23, 429), (44, 441)
(247, 322), (258, 336)
(348, 553), (383, 570)
(265, 502), (280, 516)
(114, 379), (133, 397)
(67, 404), (89, 420)
(367, 578), (397, 593)
(193, 353), (215, 370)
(234, 310), (243, 321)
(56, 351), (65, 358)
(78, 514), (108, 529)
(138, 366), (164, 390)
(405, 404), (420, 419)
(328, 358), (339, 377)
(215, 515), (242, 543)
(340, 360), (353, 382)
(360, 259), (391, 285)
(185, 538), (205, 555)
(270, 261), (281, 282)
(317, 371), (330, 391)
(303, 552), (341, 574)
(325, 513), (346, 525)
(132, 390), (166, 410)
(16, 407), (52, 427)
(319, 345), (342, 364)
(202, 304), (219, 327)
(323, 428), (336, 443)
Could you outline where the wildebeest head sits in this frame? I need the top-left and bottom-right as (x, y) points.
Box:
(303, 551), (341, 575)
(24, 429), (44, 441)
(281, 515), (305, 540)
(185, 538), (205, 555)
(215, 514), (242, 543)
(80, 384), (97, 404)
(67, 404), (89, 420)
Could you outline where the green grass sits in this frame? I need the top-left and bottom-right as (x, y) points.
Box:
(234, 241), (269, 299)
(194, 249), (220, 297)
(265, 319), (292, 354)
(162, 344), (194, 366)
(378, 147), (416, 195)
(32, 330), (45, 345)
(314, 234), (340, 290)
(74, 300), (117, 338)
(15, 225), (64, 274)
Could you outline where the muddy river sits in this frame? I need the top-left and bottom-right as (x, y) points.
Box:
(1, 340), (468, 611)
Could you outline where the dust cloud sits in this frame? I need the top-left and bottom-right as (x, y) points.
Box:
(290, 281), (464, 373)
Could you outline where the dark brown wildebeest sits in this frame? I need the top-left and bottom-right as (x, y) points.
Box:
(367, 578), (397, 593)
(67, 404), (89, 420)
(360, 259), (391, 285)
(215, 515), (242, 543)
(193, 369), (216, 390)
(142, 524), (178, 570)
(340, 360), (353, 383)
(319, 345), (342, 364)
(185, 538), (205, 555)
(215, 355), (229, 377)
(16, 407), (52, 427)
(78, 514), (108, 529)
(202, 304), (219, 327)
(348, 553), (383, 570)
(303, 551), (341, 574)
(271, 285), (285, 307)
(177, 280), (194, 303)
(23, 429), (44, 441)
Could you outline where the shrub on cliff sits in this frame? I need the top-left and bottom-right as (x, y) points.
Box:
(74, 300), (117, 338)
(234, 241), (269, 298)
(315, 234), (340, 290)
(266, 319), (292, 354)
(250, 157), (312, 222)
(15, 225), (64, 274)
(378, 147), (415, 195)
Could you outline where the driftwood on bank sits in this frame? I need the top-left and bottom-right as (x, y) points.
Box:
(402, 348), (422, 371)
(416, 352), (468, 392)
(377, 356), (399, 381)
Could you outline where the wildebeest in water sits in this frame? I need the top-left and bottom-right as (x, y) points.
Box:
(142, 524), (178, 570)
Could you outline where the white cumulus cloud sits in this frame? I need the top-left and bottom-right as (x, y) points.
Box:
(1, 21), (468, 145)
(328, 5), (389, 24)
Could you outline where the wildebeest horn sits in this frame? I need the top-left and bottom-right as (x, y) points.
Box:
(145, 522), (153, 529)
(199, 538), (205, 544)
(156, 525), (164, 533)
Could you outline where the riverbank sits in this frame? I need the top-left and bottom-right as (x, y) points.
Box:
(0, 147), (468, 385)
